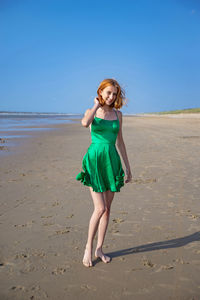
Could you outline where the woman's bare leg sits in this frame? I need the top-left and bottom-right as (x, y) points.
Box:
(95, 190), (115, 263)
(83, 187), (105, 267)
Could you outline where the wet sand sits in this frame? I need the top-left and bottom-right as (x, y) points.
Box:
(0, 115), (200, 300)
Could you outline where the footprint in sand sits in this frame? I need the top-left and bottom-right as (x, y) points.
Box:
(20, 263), (36, 273)
(142, 258), (155, 268)
(66, 214), (74, 218)
(15, 253), (30, 259)
(20, 173), (26, 177)
(161, 265), (174, 270)
(188, 214), (199, 220)
(81, 284), (96, 291)
(112, 229), (119, 233)
(10, 286), (26, 291)
(22, 285), (48, 299)
(41, 215), (53, 219)
(52, 266), (70, 275)
(52, 201), (60, 207)
(175, 209), (190, 215)
(43, 222), (55, 226)
(30, 285), (41, 292)
(52, 227), (71, 235)
(176, 210), (199, 220)
(155, 264), (174, 272)
(31, 250), (46, 258)
(119, 257), (126, 261)
(112, 218), (124, 224)
(14, 220), (35, 228)
(173, 258), (189, 265)
(15, 250), (46, 261)
(47, 227), (71, 238)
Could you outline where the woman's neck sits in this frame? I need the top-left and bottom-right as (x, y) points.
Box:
(100, 105), (113, 112)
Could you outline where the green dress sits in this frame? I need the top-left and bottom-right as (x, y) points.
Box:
(76, 110), (125, 192)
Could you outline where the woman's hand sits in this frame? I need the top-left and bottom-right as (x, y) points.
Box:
(94, 97), (101, 107)
(125, 168), (132, 183)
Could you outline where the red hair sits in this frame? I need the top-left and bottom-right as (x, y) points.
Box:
(97, 78), (126, 109)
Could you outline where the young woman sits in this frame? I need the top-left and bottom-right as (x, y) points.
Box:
(76, 78), (132, 267)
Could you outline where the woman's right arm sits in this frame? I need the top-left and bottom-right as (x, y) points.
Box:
(81, 98), (101, 127)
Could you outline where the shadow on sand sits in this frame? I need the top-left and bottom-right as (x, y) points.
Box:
(93, 231), (200, 265)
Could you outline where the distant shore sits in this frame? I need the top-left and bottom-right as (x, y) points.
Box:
(136, 108), (200, 118)
(1, 108), (200, 117)
(136, 113), (200, 118)
(142, 107), (200, 115)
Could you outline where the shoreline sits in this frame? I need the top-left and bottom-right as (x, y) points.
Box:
(0, 118), (81, 156)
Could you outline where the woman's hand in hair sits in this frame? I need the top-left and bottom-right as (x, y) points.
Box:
(94, 97), (101, 107)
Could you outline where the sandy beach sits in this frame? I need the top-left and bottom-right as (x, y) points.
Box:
(0, 114), (200, 300)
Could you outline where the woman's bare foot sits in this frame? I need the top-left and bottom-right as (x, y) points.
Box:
(82, 246), (93, 267)
(95, 247), (111, 263)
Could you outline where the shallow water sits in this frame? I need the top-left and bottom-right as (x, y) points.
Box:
(0, 113), (82, 155)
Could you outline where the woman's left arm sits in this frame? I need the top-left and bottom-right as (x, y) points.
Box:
(116, 111), (132, 183)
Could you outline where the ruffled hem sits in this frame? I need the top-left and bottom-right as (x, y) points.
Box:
(76, 170), (124, 193)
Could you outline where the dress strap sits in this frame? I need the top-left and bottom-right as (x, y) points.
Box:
(114, 109), (119, 120)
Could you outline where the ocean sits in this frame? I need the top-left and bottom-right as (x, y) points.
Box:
(0, 112), (82, 154)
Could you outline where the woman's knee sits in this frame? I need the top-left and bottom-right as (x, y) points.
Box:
(104, 206), (111, 217)
(95, 206), (106, 218)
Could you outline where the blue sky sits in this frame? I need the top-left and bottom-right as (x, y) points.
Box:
(0, 0), (200, 114)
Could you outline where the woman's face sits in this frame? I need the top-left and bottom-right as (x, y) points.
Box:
(100, 85), (118, 106)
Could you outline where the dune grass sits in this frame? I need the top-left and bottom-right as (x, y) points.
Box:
(150, 108), (200, 115)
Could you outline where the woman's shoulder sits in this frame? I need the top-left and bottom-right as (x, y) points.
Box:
(115, 109), (122, 119)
